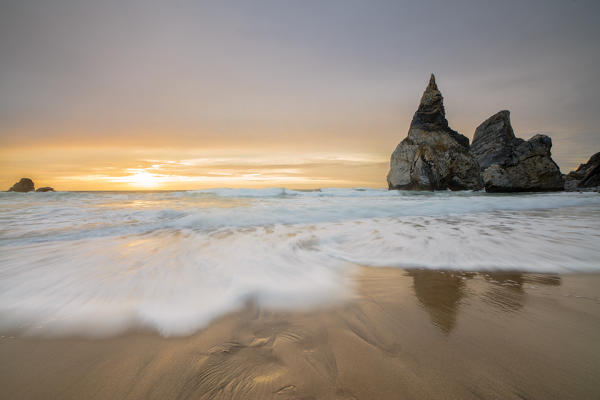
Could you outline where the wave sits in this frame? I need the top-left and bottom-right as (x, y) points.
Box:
(0, 189), (599, 336)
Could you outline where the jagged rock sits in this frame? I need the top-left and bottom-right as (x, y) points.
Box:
(564, 152), (600, 191)
(8, 178), (35, 192)
(471, 111), (563, 192)
(581, 165), (600, 188)
(387, 74), (483, 191)
(35, 187), (55, 192)
(563, 178), (579, 191)
(470, 110), (515, 170)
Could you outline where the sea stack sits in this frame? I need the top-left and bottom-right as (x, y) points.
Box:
(387, 74), (483, 190)
(8, 178), (35, 192)
(471, 111), (563, 192)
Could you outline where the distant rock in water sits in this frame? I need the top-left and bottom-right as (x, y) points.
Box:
(8, 178), (35, 192)
(471, 111), (563, 192)
(564, 152), (600, 191)
(387, 74), (483, 191)
(7, 178), (54, 192)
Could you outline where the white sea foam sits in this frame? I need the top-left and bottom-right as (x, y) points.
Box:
(0, 189), (599, 336)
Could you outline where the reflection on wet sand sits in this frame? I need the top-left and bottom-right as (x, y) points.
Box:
(407, 270), (468, 333)
(1, 268), (596, 400)
(408, 270), (562, 332)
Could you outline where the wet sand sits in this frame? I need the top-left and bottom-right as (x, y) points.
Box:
(1, 267), (600, 400)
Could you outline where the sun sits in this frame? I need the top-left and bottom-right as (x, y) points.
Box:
(127, 171), (161, 188)
(104, 169), (171, 189)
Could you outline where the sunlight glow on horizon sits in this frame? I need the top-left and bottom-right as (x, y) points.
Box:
(109, 170), (166, 188)
(0, 147), (390, 190)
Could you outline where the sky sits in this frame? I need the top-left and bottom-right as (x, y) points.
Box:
(1, 0), (599, 190)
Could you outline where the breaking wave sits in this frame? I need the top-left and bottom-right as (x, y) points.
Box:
(1, 189), (599, 336)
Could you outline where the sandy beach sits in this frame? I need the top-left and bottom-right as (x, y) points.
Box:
(1, 266), (599, 400)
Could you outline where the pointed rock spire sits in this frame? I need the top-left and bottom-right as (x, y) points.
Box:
(386, 74), (482, 191)
(427, 73), (438, 90)
(411, 73), (447, 130)
(409, 73), (469, 149)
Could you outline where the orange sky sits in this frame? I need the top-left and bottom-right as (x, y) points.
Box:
(0, 145), (390, 190)
(0, 105), (593, 191)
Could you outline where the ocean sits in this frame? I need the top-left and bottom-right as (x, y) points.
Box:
(1, 188), (599, 336)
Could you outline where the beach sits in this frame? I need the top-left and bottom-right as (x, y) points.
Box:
(1, 189), (600, 399)
(2, 266), (599, 400)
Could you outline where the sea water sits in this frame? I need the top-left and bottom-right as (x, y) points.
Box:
(1, 189), (599, 336)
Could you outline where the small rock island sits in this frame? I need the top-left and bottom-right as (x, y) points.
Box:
(8, 178), (54, 192)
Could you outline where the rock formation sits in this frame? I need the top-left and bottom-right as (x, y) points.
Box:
(387, 74), (483, 190)
(564, 152), (600, 191)
(471, 111), (563, 192)
(8, 178), (35, 192)
(7, 178), (54, 192)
